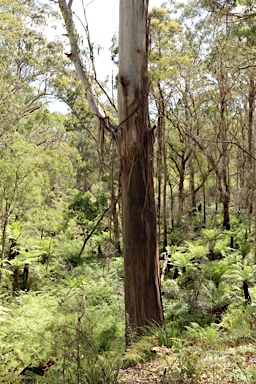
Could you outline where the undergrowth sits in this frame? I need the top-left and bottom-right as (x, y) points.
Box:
(1, 222), (256, 383)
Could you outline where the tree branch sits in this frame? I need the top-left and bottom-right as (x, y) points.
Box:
(58, 0), (104, 119)
(58, 0), (118, 141)
(78, 207), (109, 258)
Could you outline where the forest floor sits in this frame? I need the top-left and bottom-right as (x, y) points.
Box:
(118, 343), (256, 383)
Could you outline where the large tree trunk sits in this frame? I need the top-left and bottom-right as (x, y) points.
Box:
(110, 147), (121, 255)
(58, 0), (164, 340)
(118, 0), (164, 339)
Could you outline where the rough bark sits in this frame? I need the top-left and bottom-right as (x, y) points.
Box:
(58, 0), (164, 338)
(110, 148), (121, 255)
(118, 0), (164, 338)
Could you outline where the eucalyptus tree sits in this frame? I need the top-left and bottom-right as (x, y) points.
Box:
(227, 11), (256, 224)
(0, 0), (66, 133)
(57, 0), (164, 338)
(53, 72), (104, 190)
(0, 0), (74, 262)
(172, 0), (246, 229)
(148, 6), (183, 242)
(53, 67), (122, 255)
(197, 0), (256, 229)
(0, 136), (42, 260)
(203, 33), (234, 229)
(0, 110), (78, 260)
(149, 4), (213, 229)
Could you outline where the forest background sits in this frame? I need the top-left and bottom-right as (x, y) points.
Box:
(1, 0), (256, 383)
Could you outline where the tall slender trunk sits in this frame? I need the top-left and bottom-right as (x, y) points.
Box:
(247, 73), (255, 218)
(23, 264), (29, 291)
(162, 122), (168, 250)
(219, 62), (230, 230)
(178, 155), (186, 218)
(203, 185), (206, 226)
(13, 267), (19, 294)
(184, 81), (196, 211)
(1, 202), (10, 260)
(156, 115), (163, 245)
(189, 155), (196, 209)
(220, 126), (230, 230)
(156, 84), (167, 250)
(247, 72), (256, 258)
(118, 0), (164, 339)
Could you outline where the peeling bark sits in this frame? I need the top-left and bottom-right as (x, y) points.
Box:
(119, 0), (164, 340)
(58, 0), (164, 338)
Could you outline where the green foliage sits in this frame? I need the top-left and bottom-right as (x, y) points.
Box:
(162, 223), (256, 331)
(1, 0), (256, 382)
(184, 322), (219, 347)
(220, 303), (256, 343)
(122, 336), (155, 368)
(0, 256), (125, 383)
(67, 191), (108, 231)
(175, 346), (201, 382)
(82, 351), (121, 384)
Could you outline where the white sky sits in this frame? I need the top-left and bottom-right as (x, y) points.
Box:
(73, 0), (165, 79)
(83, 0), (164, 50)
(49, 0), (165, 111)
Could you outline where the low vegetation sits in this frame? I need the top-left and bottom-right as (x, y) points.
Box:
(1, 213), (256, 383)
